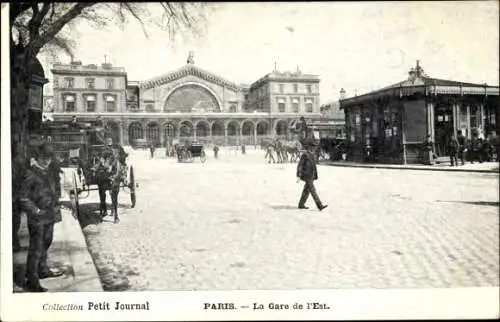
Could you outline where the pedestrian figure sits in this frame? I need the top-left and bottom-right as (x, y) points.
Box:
(449, 135), (459, 166)
(149, 142), (156, 159)
(296, 141), (328, 211)
(457, 130), (467, 165)
(241, 145), (246, 155)
(265, 144), (275, 163)
(422, 135), (435, 165)
(213, 145), (219, 159)
(19, 142), (64, 292)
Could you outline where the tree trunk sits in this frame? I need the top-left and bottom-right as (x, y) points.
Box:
(10, 51), (32, 203)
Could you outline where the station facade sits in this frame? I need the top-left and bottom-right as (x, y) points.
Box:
(49, 55), (327, 147)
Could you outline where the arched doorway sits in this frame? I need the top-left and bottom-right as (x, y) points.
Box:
(196, 121), (209, 144)
(146, 122), (160, 146)
(179, 121), (193, 143)
(256, 121), (270, 136)
(241, 120), (255, 145)
(128, 122), (143, 147)
(276, 120), (288, 138)
(163, 123), (176, 146)
(211, 121), (224, 145)
(227, 121), (239, 146)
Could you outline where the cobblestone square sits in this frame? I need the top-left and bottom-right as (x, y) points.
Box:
(79, 148), (499, 291)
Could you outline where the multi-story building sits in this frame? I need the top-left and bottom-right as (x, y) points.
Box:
(49, 54), (330, 147)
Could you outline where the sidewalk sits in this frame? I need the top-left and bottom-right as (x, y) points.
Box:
(13, 208), (103, 292)
(324, 160), (499, 173)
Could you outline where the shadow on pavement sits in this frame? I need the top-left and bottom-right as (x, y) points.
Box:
(437, 200), (499, 208)
(269, 205), (299, 210)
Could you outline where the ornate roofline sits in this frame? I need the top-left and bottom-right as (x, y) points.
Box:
(140, 65), (241, 92)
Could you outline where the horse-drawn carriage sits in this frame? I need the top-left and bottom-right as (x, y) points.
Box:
(40, 121), (137, 223)
(175, 141), (207, 163)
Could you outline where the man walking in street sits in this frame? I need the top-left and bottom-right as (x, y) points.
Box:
(296, 140), (328, 211)
(449, 135), (459, 166)
(19, 142), (64, 292)
(457, 130), (467, 165)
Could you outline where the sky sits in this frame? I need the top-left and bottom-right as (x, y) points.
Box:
(39, 1), (499, 103)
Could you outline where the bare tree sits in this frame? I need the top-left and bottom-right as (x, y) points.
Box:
(9, 2), (209, 200)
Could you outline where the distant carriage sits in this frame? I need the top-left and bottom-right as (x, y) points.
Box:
(176, 141), (207, 163)
(40, 121), (137, 223)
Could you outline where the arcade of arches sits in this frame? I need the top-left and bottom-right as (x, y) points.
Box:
(122, 118), (296, 147)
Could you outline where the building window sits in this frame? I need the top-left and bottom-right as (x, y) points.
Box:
(104, 95), (116, 112)
(292, 98), (299, 113)
(86, 78), (95, 89)
(106, 79), (115, 89)
(278, 99), (285, 113)
(229, 104), (237, 112)
(63, 94), (76, 112)
(85, 95), (96, 112)
(305, 99), (313, 113)
(146, 104), (155, 112)
(279, 84), (284, 93)
(306, 85), (312, 94)
(65, 78), (74, 88)
(293, 84), (298, 93)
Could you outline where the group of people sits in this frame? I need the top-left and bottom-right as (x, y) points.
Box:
(424, 129), (498, 166)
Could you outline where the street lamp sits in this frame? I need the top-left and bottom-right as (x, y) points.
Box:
(339, 88), (346, 101)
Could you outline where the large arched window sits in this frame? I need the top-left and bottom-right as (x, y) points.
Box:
(164, 84), (220, 112)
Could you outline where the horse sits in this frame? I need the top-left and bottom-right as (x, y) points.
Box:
(90, 149), (127, 224)
(284, 141), (302, 162)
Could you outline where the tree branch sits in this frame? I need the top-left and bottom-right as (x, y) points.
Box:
(27, 2), (97, 59)
(122, 2), (149, 38)
(10, 3), (32, 22)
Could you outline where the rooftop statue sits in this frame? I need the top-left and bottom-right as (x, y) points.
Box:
(187, 51), (194, 65)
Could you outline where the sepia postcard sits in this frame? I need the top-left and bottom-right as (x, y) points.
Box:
(1, 2), (499, 321)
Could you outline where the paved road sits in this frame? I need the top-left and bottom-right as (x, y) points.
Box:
(79, 148), (499, 291)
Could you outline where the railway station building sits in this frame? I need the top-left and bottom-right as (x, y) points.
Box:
(49, 54), (328, 147)
(339, 61), (499, 164)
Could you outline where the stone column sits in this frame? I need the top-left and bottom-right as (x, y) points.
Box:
(193, 120), (197, 141)
(428, 102), (435, 141)
(479, 103), (485, 133)
(254, 125), (258, 148)
(452, 103), (459, 137)
(466, 105), (471, 139)
(224, 125), (228, 146)
(239, 121), (243, 146)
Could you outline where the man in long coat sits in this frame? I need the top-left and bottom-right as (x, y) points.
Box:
(19, 142), (64, 292)
(296, 140), (328, 211)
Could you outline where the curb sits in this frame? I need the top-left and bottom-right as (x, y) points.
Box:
(323, 162), (499, 174)
(60, 209), (103, 292)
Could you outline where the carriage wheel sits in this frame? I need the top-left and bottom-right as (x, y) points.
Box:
(129, 166), (136, 208)
(200, 150), (206, 163)
(70, 172), (80, 218)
